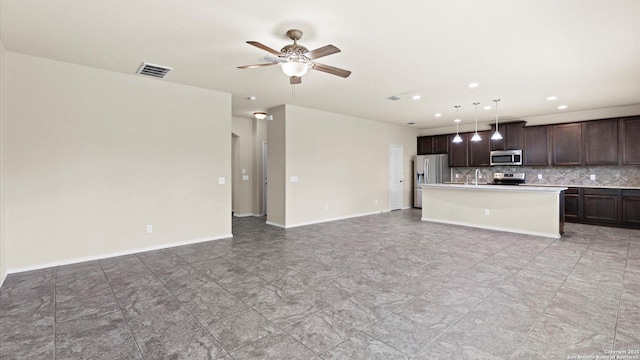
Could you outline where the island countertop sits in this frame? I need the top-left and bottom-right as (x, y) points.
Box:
(420, 183), (566, 238)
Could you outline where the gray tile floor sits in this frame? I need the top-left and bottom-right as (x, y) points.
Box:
(1, 209), (640, 359)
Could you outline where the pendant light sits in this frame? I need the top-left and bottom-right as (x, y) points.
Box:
(452, 105), (463, 143)
(491, 99), (503, 140)
(470, 102), (481, 142)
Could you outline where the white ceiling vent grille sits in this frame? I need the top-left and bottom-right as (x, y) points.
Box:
(136, 62), (173, 79)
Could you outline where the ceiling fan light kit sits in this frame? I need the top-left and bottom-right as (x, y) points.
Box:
(280, 61), (309, 77)
(238, 29), (351, 85)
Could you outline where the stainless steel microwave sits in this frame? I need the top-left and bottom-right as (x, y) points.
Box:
(490, 149), (523, 166)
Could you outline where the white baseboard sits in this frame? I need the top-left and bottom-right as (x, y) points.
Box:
(265, 221), (285, 228)
(233, 213), (266, 218)
(233, 213), (256, 217)
(284, 211), (384, 229)
(421, 217), (561, 239)
(6, 233), (234, 275)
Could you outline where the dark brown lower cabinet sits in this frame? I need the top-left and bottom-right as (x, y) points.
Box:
(582, 188), (619, 223)
(563, 188), (580, 221)
(564, 187), (640, 229)
(622, 190), (640, 226)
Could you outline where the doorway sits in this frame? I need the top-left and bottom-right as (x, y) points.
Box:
(389, 144), (403, 210)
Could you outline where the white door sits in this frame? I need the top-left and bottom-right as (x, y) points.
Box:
(389, 145), (403, 210)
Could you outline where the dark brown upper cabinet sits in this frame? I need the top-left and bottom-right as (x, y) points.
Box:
(621, 116), (640, 165)
(583, 119), (619, 165)
(449, 133), (469, 167)
(552, 123), (582, 166)
(433, 135), (449, 154)
(524, 125), (549, 166)
(469, 131), (491, 167)
(417, 135), (449, 155)
(490, 121), (525, 151)
(417, 136), (432, 155)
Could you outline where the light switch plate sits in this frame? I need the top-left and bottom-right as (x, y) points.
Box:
(290, 176), (299, 183)
(242, 175), (249, 181)
(218, 177), (225, 185)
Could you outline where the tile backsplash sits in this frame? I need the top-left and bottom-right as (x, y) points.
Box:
(451, 165), (640, 188)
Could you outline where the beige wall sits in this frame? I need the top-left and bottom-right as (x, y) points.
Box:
(231, 117), (254, 216)
(266, 105), (287, 226)
(4, 52), (232, 271)
(252, 117), (267, 216)
(269, 104), (417, 228)
(0, 41), (6, 285)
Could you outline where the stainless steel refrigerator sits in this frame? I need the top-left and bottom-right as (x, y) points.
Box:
(414, 154), (450, 208)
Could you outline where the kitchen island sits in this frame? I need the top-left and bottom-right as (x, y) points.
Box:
(420, 184), (568, 238)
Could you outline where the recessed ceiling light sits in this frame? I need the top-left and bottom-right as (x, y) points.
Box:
(454, 119), (461, 123)
(558, 105), (568, 110)
(483, 106), (491, 110)
(468, 82), (479, 88)
(434, 113), (442, 117)
(407, 122), (416, 125)
(547, 96), (557, 101)
(412, 95), (421, 100)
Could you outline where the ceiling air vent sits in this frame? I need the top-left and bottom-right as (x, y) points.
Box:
(136, 62), (173, 79)
(387, 95), (403, 101)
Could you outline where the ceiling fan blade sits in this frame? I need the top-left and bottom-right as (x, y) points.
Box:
(305, 45), (340, 60)
(290, 76), (302, 85)
(238, 63), (278, 69)
(246, 41), (282, 56)
(311, 62), (351, 78)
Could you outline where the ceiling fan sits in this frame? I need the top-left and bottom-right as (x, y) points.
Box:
(238, 29), (351, 84)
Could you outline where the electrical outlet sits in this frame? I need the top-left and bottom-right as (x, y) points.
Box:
(455, 173), (460, 179)
(538, 174), (543, 180)
(325, 205), (329, 211)
(218, 177), (225, 185)
(146, 225), (153, 233)
(375, 199), (378, 205)
(590, 174), (596, 181)
(484, 209), (490, 216)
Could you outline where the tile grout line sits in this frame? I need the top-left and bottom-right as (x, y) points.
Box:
(611, 236), (631, 352)
(137, 252), (241, 358)
(511, 234), (595, 358)
(99, 260), (145, 359)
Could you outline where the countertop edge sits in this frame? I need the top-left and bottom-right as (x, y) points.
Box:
(420, 184), (568, 192)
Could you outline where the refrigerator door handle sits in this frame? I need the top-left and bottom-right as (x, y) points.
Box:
(425, 158), (429, 184)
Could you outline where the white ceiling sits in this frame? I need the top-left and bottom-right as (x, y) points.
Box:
(1, 0), (639, 130)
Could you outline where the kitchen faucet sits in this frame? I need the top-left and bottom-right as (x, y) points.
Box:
(475, 168), (480, 186)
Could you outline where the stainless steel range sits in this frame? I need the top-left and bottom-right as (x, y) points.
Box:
(492, 172), (526, 185)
